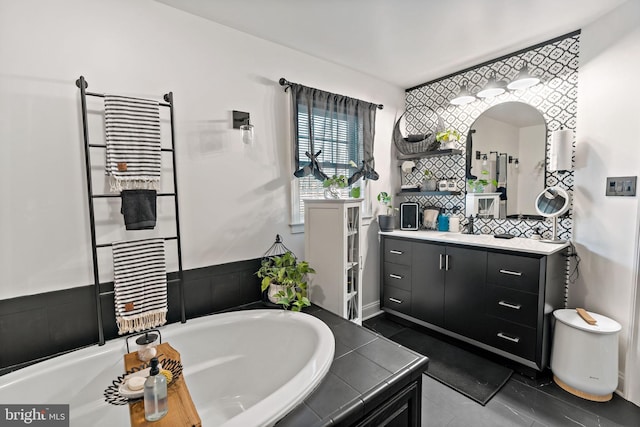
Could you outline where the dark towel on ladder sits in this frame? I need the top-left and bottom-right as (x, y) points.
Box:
(121, 190), (157, 230)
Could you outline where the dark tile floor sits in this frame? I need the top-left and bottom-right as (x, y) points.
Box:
(364, 313), (640, 427)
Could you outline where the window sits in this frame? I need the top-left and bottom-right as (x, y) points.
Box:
(286, 82), (378, 229)
(291, 105), (370, 226)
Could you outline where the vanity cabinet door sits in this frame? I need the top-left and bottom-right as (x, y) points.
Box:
(443, 246), (487, 341)
(411, 242), (445, 326)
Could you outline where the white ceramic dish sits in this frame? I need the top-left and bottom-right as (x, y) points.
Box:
(118, 381), (144, 399)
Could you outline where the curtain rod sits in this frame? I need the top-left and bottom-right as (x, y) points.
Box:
(279, 77), (383, 110)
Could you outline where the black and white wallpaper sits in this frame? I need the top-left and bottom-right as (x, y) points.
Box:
(401, 32), (579, 240)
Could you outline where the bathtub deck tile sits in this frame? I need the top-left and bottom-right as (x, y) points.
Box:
(275, 402), (322, 427)
(355, 336), (421, 374)
(329, 349), (393, 394)
(331, 321), (378, 350)
(304, 371), (362, 420)
(310, 308), (349, 327)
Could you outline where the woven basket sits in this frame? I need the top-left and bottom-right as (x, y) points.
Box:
(393, 110), (444, 155)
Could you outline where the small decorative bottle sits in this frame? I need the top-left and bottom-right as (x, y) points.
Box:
(447, 178), (457, 192)
(144, 357), (168, 421)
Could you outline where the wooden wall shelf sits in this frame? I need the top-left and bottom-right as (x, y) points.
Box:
(397, 149), (462, 161)
(397, 191), (462, 197)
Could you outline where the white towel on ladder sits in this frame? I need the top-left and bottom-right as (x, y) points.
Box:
(113, 238), (168, 334)
(104, 95), (161, 192)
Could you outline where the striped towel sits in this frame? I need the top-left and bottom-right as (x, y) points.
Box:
(104, 95), (161, 192)
(113, 238), (167, 334)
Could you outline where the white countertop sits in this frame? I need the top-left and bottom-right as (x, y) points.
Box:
(379, 230), (569, 255)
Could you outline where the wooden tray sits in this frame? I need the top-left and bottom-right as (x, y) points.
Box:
(124, 342), (201, 427)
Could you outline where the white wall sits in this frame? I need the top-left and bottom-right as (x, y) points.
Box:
(517, 124), (545, 216)
(0, 0), (404, 301)
(575, 0), (640, 403)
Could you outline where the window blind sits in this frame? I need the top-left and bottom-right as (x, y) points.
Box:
(296, 107), (363, 218)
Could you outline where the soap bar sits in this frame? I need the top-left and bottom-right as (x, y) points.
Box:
(127, 376), (146, 391)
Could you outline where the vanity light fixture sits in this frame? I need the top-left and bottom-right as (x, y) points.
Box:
(507, 62), (540, 90)
(482, 154), (488, 166)
(508, 156), (520, 168)
(450, 81), (476, 105)
(233, 110), (254, 145)
(450, 63), (542, 106)
(476, 72), (507, 99)
(240, 121), (254, 145)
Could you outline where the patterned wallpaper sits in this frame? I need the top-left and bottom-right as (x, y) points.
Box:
(401, 32), (579, 240)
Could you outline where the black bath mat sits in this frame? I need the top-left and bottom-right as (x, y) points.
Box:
(389, 328), (513, 405)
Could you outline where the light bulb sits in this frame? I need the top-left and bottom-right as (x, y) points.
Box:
(240, 124), (254, 144)
(477, 72), (506, 98)
(450, 83), (475, 105)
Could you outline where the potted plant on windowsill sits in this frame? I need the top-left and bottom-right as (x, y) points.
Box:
(467, 170), (498, 193)
(436, 129), (461, 150)
(323, 175), (348, 199)
(377, 191), (396, 232)
(256, 251), (314, 312)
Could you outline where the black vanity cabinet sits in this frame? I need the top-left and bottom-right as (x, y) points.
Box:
(410, 242), (445, 326)
(383, 239), (487, 341)
(441, 245), (487, 341)
(382, 238), (413, 316)
(482, 251), (565, 368)
(380, 234), (567, 372)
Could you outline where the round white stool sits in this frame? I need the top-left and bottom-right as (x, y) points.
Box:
(551, 308), (621, 402)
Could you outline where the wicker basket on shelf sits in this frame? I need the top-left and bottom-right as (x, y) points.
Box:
(393, 110), (444, 155)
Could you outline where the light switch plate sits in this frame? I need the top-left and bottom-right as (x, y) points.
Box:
(606, 176), (637, 196)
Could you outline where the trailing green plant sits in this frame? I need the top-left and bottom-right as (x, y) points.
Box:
(256, 251), (314, 311)
(423, 169), (434, 179)
(377, 191), (397, 216)
(323, 175), (348, 188)
(436, 129), (461, 142)
(467, 169), (498, 193)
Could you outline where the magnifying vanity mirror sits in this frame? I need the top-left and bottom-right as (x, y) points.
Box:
(466, 102), (546, 220)
(535, 186), (571, 243)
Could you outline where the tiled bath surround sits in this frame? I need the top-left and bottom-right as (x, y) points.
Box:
(402, 31), (579, 240)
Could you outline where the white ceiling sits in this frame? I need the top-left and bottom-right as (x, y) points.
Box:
(156, 0), (626, 89)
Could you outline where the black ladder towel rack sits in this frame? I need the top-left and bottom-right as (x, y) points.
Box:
(76, 76), (186, 346)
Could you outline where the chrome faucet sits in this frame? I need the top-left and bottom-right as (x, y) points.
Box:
(462, 215), (475, 234)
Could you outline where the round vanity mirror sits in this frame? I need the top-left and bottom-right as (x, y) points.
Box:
(535, 186), (571, 243)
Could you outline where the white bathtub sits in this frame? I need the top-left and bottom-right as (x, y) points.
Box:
(0, 309), (335, 427)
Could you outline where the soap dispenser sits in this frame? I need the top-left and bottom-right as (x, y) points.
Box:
(144, 357), (168, 421)
(437, 209), (450, 231)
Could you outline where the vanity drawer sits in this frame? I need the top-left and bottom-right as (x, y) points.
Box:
(487, 253), (541, 294)
(383, 262), (412, 292)
(383, 286), (411, 315)
(383, 238), (412, 265)
(484, 317), (537, 361)
(486, 285), (539, 328)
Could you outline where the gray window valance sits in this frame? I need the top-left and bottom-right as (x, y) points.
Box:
(287, 83), (379, 184)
